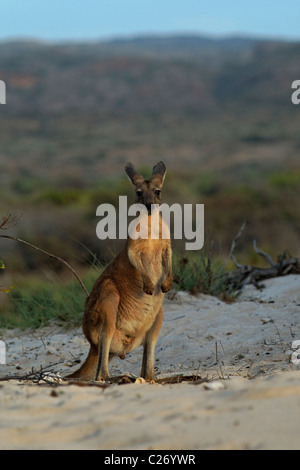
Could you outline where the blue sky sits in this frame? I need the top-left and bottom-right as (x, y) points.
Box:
(1, 0), (299, 41)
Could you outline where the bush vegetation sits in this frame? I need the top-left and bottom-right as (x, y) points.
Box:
(0, 246), (236, 330)
(1, 164), (299, 330)
(0, 263), (102, 330)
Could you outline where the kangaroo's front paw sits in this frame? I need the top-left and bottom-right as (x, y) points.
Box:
(143, 282), (154, 295)
(161, 279), (173, 293)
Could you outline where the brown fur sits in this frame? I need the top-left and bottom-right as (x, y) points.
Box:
(67, 161), (172, 381)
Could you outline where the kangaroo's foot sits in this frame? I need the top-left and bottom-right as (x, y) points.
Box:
(94, 368), (110, 382)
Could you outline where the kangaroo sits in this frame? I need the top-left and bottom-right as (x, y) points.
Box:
(67, 161), (172, 382)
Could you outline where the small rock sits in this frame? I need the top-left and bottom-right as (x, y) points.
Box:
(261, 318), (273, 324)
(203, 381), (226, 391)
(135, 377), (147, 384)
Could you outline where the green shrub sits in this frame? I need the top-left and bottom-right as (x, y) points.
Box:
(172, 248), (235, 299)
(194, 172), (221, 196)
(268, 170), (300, 189)
(36, 188), (82, 206)
(0, 266), (102, 330)
(12, 177), (42, 196)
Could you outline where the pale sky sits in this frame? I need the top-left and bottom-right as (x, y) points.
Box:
(0, 0), (299, 42)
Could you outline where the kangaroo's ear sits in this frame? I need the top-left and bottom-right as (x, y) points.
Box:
(124, 162), (145, 186)
(151, 161), (167, 185)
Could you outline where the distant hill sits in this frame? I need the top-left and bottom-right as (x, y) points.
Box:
(0, 35), (290, 117)
(0, 35), (300, 273)
(0, 33), (299, 180)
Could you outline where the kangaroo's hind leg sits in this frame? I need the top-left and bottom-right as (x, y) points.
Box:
(92, 282), (120, 381)
(141, 306), (164, 381)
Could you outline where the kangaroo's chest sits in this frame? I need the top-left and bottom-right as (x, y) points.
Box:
(135, 238), (164, 284)
(144, 244), (163, 281)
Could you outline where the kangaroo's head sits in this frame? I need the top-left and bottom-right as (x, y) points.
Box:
(125, 161), (166, 214)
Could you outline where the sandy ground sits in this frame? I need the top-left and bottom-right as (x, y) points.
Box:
(0, 274), (299, 450)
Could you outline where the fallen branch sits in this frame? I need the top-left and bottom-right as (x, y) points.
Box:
(0, 362), (64, 385)
(225, 223), (300, 290)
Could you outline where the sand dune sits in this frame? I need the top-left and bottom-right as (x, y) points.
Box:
(0, 275), (299, 450)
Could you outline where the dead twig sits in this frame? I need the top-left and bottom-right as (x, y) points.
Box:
(0, 362), (64, 385)
(0, 212), (20, 231)
(0, 234), (89, 297)
(225, 221), (248, 268)
(253, 239), (275, 267)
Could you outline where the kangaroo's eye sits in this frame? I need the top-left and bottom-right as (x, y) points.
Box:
(155, 190), (161, 196)
(136, 191), (142, 197)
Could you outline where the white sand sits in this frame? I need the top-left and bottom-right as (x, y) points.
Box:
(0, 274), (299, 450)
